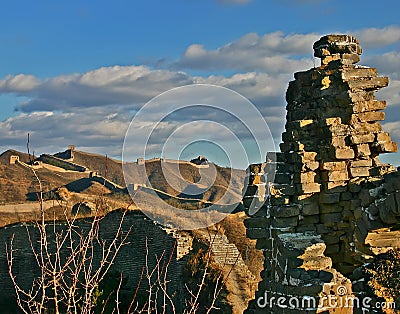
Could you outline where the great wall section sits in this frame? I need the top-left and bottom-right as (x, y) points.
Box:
(2, 34), (400, 313)
(243, 35), (400, 313)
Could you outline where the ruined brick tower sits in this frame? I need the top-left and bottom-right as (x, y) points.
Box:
(244, 35), (400, 313)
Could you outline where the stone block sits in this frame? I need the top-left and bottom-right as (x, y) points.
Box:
(355, 144), (371, 158)
(376, 132), (391, 142)
(316, 224), (331, 234)
(297, 183), (321, 194)
(321, 169), (349, 182)
(320, 161), (347, 171)
(347, 76), (388, 91)
(340, 191), (353, 201)
(348, 178), (364, 192)
(270, 183), (295, 196)
(319, 192), (341, 204)
(273, 173), (292, 184)
(269, 195), (291, 206)
(372, 141), (398, 153)
(320, 212), (343, 223)
(289, 151), (318, 163)
(335, 147), (355, 160)
(302, 203), (320, 216)
(323, 181), (348, 192)
(272, 217), (298, 228)
(349, 133), (375, 145)
(320, 203), (343, 213)
(255, 238), (273, 250)
(352, 122), (382, 134)
(350, 159), (372, 167)
(272, 205), (300, 218)
(341, 67), (378, 80)
(286, 119), (314, 129)
(353, 100), (386, 113)
(299, 215), (320, 225)
(356, 111), (385, 122)
(244, 184), (267, 197)
(331, 135), (347, 147)
(244, 217), (271, 228)
(246, 228), (269, 239)
(349, 167), (370, 178)
(293, 171), (316, 184)
(306, 161), (320, 171)
(301, 256), (332, 270)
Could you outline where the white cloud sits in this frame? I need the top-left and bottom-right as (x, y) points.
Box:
(354, 25), (400, 49)
(176, 31), (320, 73)
(0, 66), (193, 113)
(364, 52), (400, 79)
(0, 74), (40, 92)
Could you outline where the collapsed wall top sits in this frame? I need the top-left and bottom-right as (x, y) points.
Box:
(313, 34), (362, 65)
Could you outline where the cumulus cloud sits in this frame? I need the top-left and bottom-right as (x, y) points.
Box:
(0, 66), (193, 113)
(176, 31), (320, 73)
(364, 52), (400, 79)
(0, 74), (40, 93)
(354, 25), (400, 49)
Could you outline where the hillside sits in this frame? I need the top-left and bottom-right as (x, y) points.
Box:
(0, 148), (246, 206)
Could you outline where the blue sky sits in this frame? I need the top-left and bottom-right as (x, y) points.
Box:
(1, 0), (400, 168)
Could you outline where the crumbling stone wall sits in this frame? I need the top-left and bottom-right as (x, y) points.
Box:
(244, 35), (400, 313)
(0, 210), (187, 312)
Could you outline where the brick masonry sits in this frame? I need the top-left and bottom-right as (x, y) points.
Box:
(244, 35), (400, 313)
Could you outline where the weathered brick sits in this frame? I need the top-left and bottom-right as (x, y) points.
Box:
(355, 143), (371, 157)
(351, 111), (385, 123)
(297, 183), (321, 194)
(321, 169), (349, 182)
(349, 133), (375, 144)
(270, 184), (295, 196)
(331, 135), (347, 147)
(323, 181), (348, 191)
(246, 228), (269, 239)
(320, 161), (347, 171)
(350, 159), (372, 167)
(244, 217), (271, 228)
(319, 192), (341, 204)
(293, 171), (316, 184)
(335, 147), (355, 160)
(272, 217), (298, 228)
(353, 100), (386, 113)
(302, 203), (320, 216)
(372, 141), (398, 153)
(349, 167), (370, 178)
(320, 212), (343, 223)
(319, 203), (343, 213)
(272, 205), (300, 218)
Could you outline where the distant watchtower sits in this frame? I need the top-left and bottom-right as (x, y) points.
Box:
(68, 145), (75, 159)
(9, 155), (19, 165)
